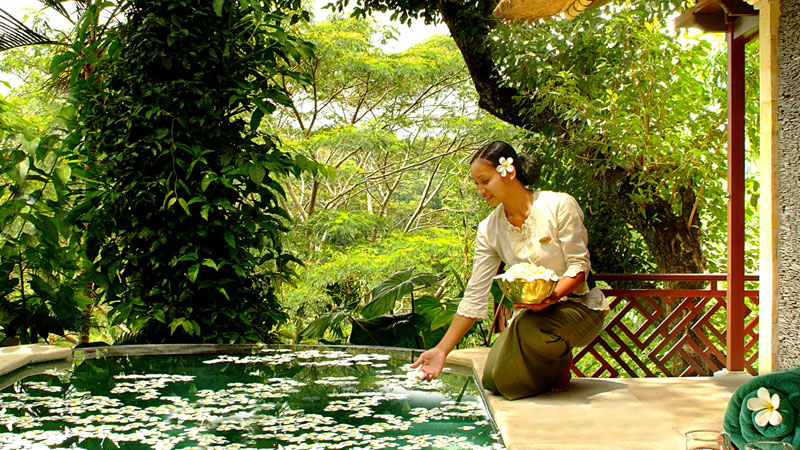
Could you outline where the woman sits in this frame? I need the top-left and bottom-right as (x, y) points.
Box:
(410, 141), (608, 400)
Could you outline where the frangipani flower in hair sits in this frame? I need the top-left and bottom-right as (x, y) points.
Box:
(746, 387), (783, 427)
(497, 157), (514, 177)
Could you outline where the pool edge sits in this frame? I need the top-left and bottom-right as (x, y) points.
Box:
(0, 344), (73, 377)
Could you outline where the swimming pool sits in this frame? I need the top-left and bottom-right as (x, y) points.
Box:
(0, 345), (503, 449)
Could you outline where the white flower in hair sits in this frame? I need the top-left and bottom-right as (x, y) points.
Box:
(496, 157), (514, 177)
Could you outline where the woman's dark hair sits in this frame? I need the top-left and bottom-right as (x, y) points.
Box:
(470, 140), (540, 186)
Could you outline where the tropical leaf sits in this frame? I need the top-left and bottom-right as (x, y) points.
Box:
(412, 294), (442, 325)
(299, 300), (358, 340)
(430, 296), (461, 331)
(349, 313), (427, 348)
(361, 267), (437, 319)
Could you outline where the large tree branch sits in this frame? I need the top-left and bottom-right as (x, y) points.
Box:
(404, 154), (448, 232)
(437, 0), (523, 126)
(435, 0), (563, 133)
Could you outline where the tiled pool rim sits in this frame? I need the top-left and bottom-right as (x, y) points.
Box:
(0, 343), (478, 377)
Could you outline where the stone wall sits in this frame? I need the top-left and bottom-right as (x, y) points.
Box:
(778, 0), (800, 370)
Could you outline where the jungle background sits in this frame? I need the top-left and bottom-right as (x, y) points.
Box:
(0, 0), (759, 357)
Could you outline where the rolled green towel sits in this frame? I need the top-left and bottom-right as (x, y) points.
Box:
(723, 367), (800, 450)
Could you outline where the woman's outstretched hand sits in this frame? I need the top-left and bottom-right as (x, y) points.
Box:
(410, 347), (447, 381)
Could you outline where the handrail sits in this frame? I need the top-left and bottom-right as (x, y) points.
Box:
(594, 273), (759, 282)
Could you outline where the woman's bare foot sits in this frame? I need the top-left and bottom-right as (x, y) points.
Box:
(551, 350), (572, 392)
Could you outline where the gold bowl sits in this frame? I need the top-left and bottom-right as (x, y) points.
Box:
(496, 279), (557, 304)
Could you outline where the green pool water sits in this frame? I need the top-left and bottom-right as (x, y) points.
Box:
(0, 346), (503, 450)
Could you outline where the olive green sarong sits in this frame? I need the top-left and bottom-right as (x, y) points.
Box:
(482, 301), (604, 400)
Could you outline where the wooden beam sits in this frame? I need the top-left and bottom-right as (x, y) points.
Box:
(733, 14), (759, 40)
(744, 0), (781, 375)
(674, 0), (758, 33)
(726, 24), (747, 373)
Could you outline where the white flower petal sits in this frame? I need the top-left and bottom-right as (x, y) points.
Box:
(768, 409), (783, 426)
(755, 409), (771, 427)
(747, 396), (767, 412)
(757, 387), (772, 402)
(771, 393), (781, 409)
(506, 165), (514, 172)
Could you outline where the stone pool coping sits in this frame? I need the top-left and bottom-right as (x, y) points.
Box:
(0, 343), (429, 377)
(0, 344), (72, 377)
(447, 347), (752, 450)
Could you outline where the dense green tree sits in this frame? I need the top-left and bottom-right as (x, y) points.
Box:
(0, 2), (143, 345)
(62, 0), (313, 343)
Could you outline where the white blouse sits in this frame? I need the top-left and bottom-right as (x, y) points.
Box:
(456, 190), (609, 320)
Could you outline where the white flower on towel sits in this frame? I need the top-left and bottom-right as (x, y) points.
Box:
(746, 387), (783, 427)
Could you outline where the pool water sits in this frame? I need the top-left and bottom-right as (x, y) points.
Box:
(0, 347), (504, 450)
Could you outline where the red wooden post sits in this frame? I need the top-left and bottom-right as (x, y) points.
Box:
(726, 25), (746, 373)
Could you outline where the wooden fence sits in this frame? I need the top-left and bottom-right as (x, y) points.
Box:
(572, 274), (759, 377)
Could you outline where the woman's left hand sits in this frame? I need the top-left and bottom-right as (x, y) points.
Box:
(514, 294), (561, 312)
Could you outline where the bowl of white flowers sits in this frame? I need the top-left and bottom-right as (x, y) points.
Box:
(494, 263), (559, 304)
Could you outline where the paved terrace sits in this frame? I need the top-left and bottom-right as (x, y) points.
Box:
(448, 347), (751, 450)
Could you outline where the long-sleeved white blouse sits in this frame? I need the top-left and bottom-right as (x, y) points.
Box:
(456, 190), (609, 320)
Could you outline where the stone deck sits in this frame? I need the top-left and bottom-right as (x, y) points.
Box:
(448, 347), (751, 450)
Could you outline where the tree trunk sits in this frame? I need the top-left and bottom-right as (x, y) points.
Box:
(595, 167), (705, 275)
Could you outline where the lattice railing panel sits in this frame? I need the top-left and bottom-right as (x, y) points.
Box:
(572, 277), (759, 378)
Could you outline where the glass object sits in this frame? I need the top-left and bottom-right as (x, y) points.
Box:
(744, 441), (794, 450)
(685, 430), (732, 450)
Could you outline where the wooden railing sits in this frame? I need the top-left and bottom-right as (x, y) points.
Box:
(572, 274), (759, 378)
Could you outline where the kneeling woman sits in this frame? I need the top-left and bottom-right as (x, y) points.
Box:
(411, 141), (608, 400)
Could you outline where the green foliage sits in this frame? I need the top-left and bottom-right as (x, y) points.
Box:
(266, 14), (510, 241)
(48, 1), (131, 93)
(350, 312), (429, 348)
(0, 43), (65, 131)
(287, 228), (463, 342)
(327, 0), (441, 26)
(530, 139), (657, 275)
(0, 98), (87, 343)
(361, 267), (436, 319)
(300, 266), (463, 349)
(327, 0), (761, 277)
(305, 210), (386, 247)
(267, 14), (517, 346)
(286, 223), (494, 349)
(63, 0), (313, 343)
